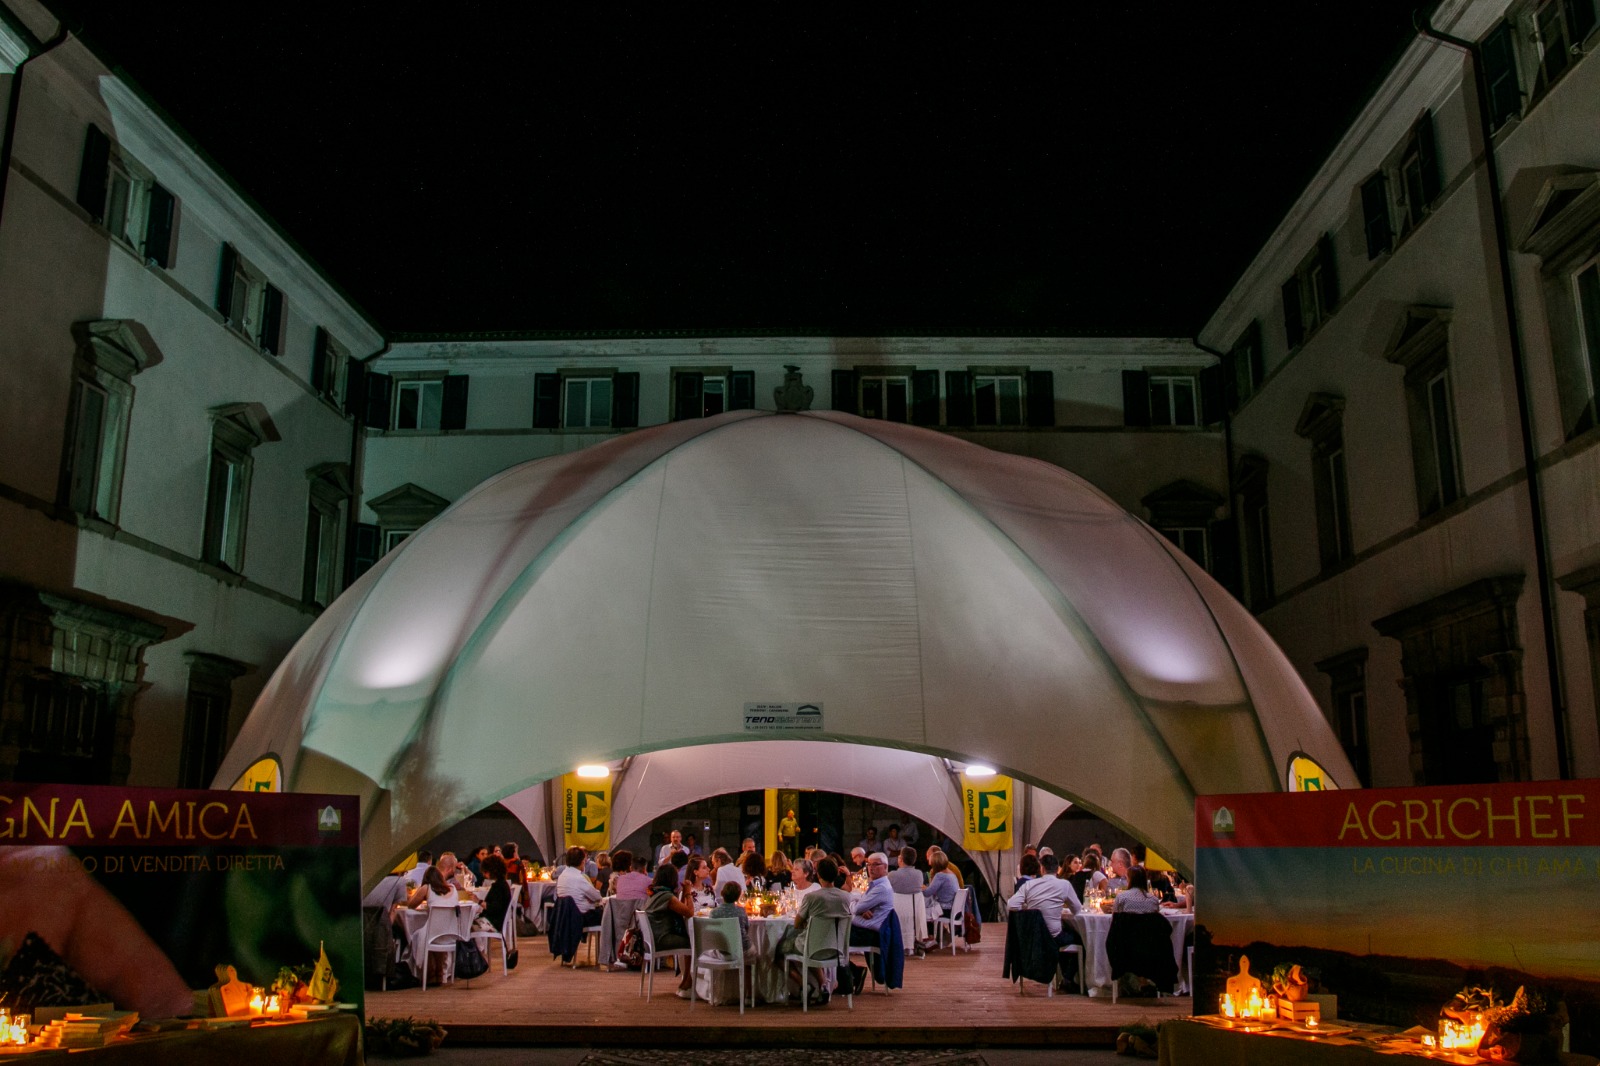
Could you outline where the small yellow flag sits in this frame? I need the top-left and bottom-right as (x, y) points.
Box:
(308, 941), (338, 1004)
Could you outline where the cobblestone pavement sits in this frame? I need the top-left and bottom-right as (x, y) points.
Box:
(411, 1048), (1123, 1065)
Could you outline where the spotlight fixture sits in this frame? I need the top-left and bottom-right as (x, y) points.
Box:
(575, 764), (610, 778)
(964, 763), (997, 777)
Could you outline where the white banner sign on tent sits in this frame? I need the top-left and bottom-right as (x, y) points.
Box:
(743, 702), (824, 731)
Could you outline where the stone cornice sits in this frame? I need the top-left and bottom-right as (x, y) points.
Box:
(94, 78), (382, 353)
(379, 335), (1209, 373)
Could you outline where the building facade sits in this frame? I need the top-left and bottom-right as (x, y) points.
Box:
(2, 0), (1598, 795)
(1198, 0), (1600, 786)
(0, 0), (380, 787)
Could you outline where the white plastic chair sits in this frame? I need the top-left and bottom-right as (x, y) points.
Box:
(893, 891), (927, 956)
(636, 911), (692, 1001)
(784, 913), (852, 1012)
(931, 887), (969, 954)
(419, 903), (472, 991)
(846, 935), (883, 992)
(688, 916), (746, 1014)
(471, 896), (516, 976)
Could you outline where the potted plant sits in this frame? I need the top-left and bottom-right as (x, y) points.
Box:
(1479, 986), (1568, 1064)
(365, 1016), (447, 1058)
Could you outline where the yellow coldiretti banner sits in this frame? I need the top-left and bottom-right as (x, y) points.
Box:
(960, 773), (1013, 851)
(230, 755), (281, 792)
(561, 773), (611, 851)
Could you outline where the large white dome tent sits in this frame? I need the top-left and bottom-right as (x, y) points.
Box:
(215, 410), (1354, 889)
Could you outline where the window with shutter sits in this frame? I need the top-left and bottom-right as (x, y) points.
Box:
(1121, 370), (1151, 427)
(1361, 172), (1393, 258)
(60, 320), (157, 524)
(258, 285), (285, 355)
(1025, 370), (1054, 427)
(972, 373), (1023, 426)
(533, 373), (561, 428)
(1283, 234), (1338, 346)
(831, 369), (860, 414)
(912, 369), (941, 425)
(613, 371), (641, 427)
(672, 371), (704, 421)
(1481, 22), (1523, 130)
(566, 376), (614, 428)
(729, 370), (755, 411)
(441, 375), (470, 430)
(944, 370), (974, 427)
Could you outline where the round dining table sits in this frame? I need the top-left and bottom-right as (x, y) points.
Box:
(1068, 907), (1193, 996)
(396, 900), (482, 980)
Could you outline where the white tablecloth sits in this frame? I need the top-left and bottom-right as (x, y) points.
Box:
(1069, 909), (1192, 996)
(524, 881), (558, 930)
(397, 901), (482, 979)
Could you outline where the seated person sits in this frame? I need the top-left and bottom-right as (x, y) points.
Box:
(477, 853), (512, 933)
(502, 842), (524, 886)
(1105, 848), (1133, 892)
(1112, 866), (1161, 913)
(845, 852), (895, 991)
(1006, 852), (1082, 951)
(829, 853), (851, 889)
(790, 857), (820, 898)
(611, 852), (653, 900)
(766, 850), (793, 889)
(1068, 851), (1106, 899)
(708, 880), (752, 953)
(556, 846), (603, 927)
(1149, 869), (1178, 904)
(740, 849), (768, 891)
(922, 850), (960, 921)
(888, 847), (924, 894)
(643, 864), (695, 997)
(1015, 852), (1041, 887)
(681, 856), (717, 909)
(712, 848), (745, 894)
(773, 857), (853, 1005)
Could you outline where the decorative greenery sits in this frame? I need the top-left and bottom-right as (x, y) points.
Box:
(272, 964), (312, 999)
(365, 1016), (447, 1058)
(1116, 1022), (1160, 1059)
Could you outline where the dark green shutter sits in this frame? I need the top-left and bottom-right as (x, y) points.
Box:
(1026, 370), (1054, 427)
(911, 369), (941, 425)
(75, 125), (111, 220)
(1481, 23), (1521, 130)
(1316, 234), (1339, 313)
(216, 244), (238, 318)
(673, 372), (704, 421)
(145, 184), (177, 268)
(1567, 0), (1597, 48)
(945, 370), (974, 427)
(441, 375), (469, 430)
(1121, 370), (1151, 427)
(533, 373), (561, 428)
(1360, 173), (1392, 258)
(729, 370), (755, 410)
(260, 284), (284, 354)
(1416, 112), (1442, 207)
(363, 371), (392, 429)
(831, 369), (859, 414)
(1209, 517), (1240, 594)
(1199, 364), (1224, 426)
(311, 328), (330, 395)
(612, 371), (640, 427)
(1281, 278), (1304, 349)
(343, 357), (366, 418)
(351, 523), (381, 583)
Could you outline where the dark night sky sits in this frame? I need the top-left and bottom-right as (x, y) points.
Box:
(45, 3), (1423, 337)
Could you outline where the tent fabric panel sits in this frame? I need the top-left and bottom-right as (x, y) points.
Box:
(637, 418), (926, 746)
(1175, 543), (1360, 788)
(302, 412), (764, 783)
(901, 463), (1199, 861)
(808, 412), (1249, 709)
(431, 464), (667, 797)
(604, 741), (967, 851)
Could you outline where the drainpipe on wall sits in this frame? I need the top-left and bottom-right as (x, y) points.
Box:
(1192, 338), (1238, 593)
(343, 341), (390, 586)
(1413, 11), (1571, 779)
(0, 13), (65, 240)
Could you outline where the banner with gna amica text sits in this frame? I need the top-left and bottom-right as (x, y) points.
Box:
(0, 781), (361, 1016)
(1196, 780), (1600, 1046)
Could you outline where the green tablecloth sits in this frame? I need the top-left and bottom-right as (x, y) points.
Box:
(35, 1013), (361, 1066)
(1159, 1016), (1595, 1066)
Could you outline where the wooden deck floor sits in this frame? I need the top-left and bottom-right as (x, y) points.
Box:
(368, 930), (1194, 1048)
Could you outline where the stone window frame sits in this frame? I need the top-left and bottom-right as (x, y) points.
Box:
(1373, 575), (1530, 786)
(202, 403), (280, 574)
(1315, 646), (1371, 786)
(59, 320), (164, 525)
(1235, 454), (1274, 610)
(1294, 392), (1354, 571)
(1383, 306), (1463, 519)
(1516, 171), (1600, 440)
(178, 652), (250, 789)
(303, 462), (352, 608)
